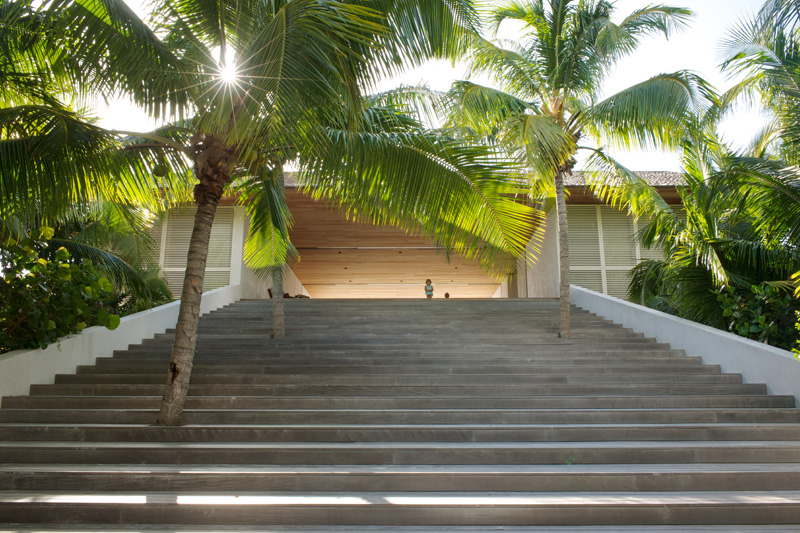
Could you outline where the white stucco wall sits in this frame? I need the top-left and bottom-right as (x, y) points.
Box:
(571, 285), (800, 404)
(0, 284), (244, 399)
(241, 267), (310, 299)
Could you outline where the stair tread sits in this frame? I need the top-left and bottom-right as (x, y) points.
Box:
(5, 490), (800, 505)
(3, 440), (799, 448)
(3, 463), (800, 474)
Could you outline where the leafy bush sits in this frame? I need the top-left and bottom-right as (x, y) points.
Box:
(794, 312), (800, 359)
(1, 228), (121, 353)
(718, 284), (800, 351)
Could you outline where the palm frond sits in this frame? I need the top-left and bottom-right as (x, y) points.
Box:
(584, 71), (714, 151)
(0, 105), (121, 222)
(42, 0), (192, 120)
(464, 35), (548, 102)
(233, 167), (295, 269)
(445, 81), (536, 140)
(299, 120), (543, 274)
(600, 5), (691, 59)
(581, 149), (671, 216)
(351, 0), (480, 79)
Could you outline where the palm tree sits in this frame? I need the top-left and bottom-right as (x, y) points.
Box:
(23, 0), (539, 425)
(0, 1), (178, 309)
(445, 0), (706, 337)
(719, 0), (800, 295)
(627, 143), (800, 332)
(722, 0), (800, 166)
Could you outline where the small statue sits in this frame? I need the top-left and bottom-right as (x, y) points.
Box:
(424, 279), (433, 299)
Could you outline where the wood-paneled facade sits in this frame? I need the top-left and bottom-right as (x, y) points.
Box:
(151, 180), (681, 300)
(286, 190), (501, 298)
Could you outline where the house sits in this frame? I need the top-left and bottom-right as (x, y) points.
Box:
(149, 172), (684, 300)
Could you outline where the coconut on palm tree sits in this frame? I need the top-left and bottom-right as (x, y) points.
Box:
(445, 0), (707, 337)
(20, 0), (539, 425)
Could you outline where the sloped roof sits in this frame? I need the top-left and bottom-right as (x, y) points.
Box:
(565, 171), (684, 186)
(287, 171), (684, 188)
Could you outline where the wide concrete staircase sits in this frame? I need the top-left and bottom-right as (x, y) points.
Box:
(1, 299), (800, 531)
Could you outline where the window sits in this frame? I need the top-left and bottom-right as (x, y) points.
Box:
(567, 205), (664, 299)
(152, 207), (235, 295)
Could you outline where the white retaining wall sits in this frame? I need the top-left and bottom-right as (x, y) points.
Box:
(571, 285), (800, 404)
(0, 284), (244, 399)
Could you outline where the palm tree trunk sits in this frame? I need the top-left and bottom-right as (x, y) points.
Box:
(272, 267), (285, 338)
(554, 169), (570, 338)
(156, 140), (232, 426)
(155, 194), (218, 425)
(271, 162), (286, 339)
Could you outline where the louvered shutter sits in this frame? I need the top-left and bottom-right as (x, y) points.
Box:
(145, 220), (164, 267)
(567, 206), (603, 293)
(600, 209), (636, 266)
(567, 206), (601, 267)
(570, 270), (603, 293)
(158, 207), (235, 294)
(638, 215), (664, 261)
(605, 271), (631, 299)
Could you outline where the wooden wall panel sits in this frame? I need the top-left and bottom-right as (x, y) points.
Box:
(291, 249), (493, 285)
(285, 189), (501, 298)
(287, 190), (436, 248)
(304, 283), (498, 299)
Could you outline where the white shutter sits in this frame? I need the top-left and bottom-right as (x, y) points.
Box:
(565, 205), (663, 301)
(163, 209), (193, 269)
(671, 204), (688, 223)
(637, 216), (664, 262)
(145, 220), (164, 266)
(567, 206), (601, 267)
(203, 271), (232, 291)
(207, 208), (234, 269)
(600, 208), (636, 267)
(605, 270), (631, 299)
(570, 270), (603, 293)
(158, 207), (235, 295)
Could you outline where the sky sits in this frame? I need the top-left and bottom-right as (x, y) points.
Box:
(109, 0), (768, 172)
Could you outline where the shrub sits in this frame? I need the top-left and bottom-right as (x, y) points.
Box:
(1, 228), (120, 353)
(718, 283), (800, 351)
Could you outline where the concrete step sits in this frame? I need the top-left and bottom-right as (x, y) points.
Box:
(3, 490), (800, 526)
(3, 395), (794, 410)
(2, 527), (796, 533)
(112, 346), (683, 358)
(24, 383), (770, 397)
(4, 464), (800, 492)
(2, 423), (800, 442)
(2, 441), (799, 465)
(3, 408), (799, 425)
(94, 353), (698, 365)
(78, 362), (717, 375)
(51, 373), (743, 386)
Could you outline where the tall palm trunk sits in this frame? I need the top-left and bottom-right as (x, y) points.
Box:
(272, 267), (285, 338)
(271, 162), (286, 338)
(156, 139), (233, 426)
(554, 169), (570, 338)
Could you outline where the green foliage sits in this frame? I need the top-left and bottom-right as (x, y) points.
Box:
(793, 312), (800, 359)
(0, 228), (121, 353)
(718, 284), (800, 351)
